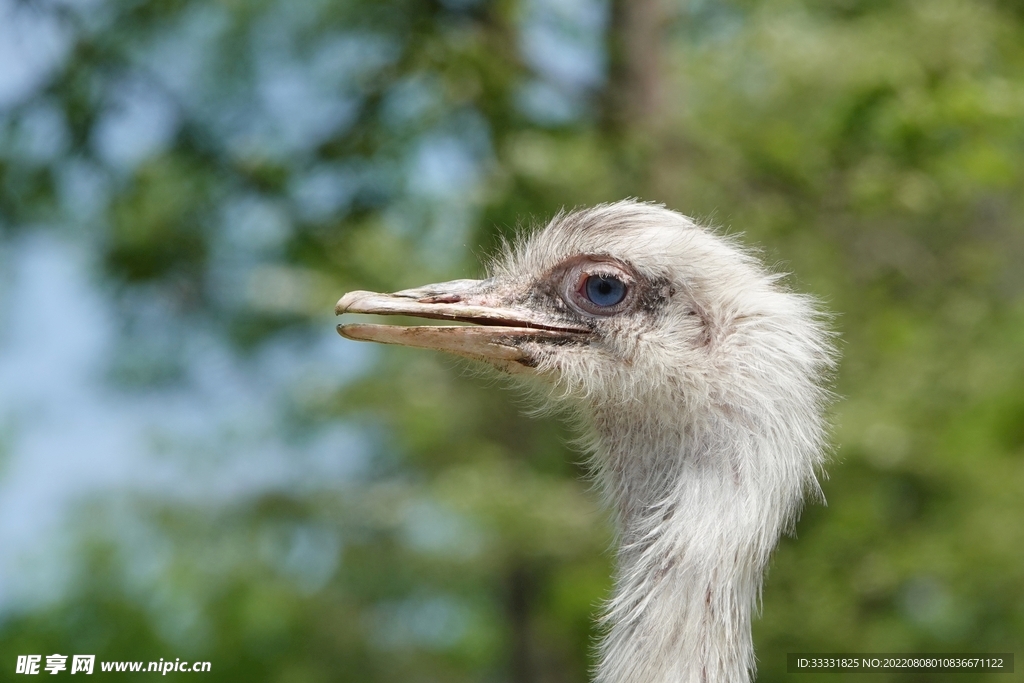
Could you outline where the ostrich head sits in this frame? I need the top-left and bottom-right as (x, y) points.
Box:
(336, 201), (835, 683)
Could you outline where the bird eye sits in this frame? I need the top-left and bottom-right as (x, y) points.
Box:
(583, 275), (627, 307)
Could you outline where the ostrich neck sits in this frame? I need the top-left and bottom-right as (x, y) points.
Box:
(591, 408), (794, 683)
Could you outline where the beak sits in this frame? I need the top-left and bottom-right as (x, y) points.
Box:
(335, 278), (590, 367)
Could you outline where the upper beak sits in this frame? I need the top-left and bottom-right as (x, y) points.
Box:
(335, 278), (590, 367)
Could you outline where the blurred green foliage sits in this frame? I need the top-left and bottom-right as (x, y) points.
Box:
(1, 0), (1023, 681)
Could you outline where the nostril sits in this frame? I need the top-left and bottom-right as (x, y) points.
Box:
(419, 294), (463, 303)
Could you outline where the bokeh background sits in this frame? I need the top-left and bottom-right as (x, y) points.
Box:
(1, 0), (1022, 681)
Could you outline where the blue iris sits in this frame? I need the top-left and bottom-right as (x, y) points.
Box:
(584, 275), (627, 307)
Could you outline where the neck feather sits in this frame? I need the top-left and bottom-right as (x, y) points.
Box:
(590, 405), (815, 683)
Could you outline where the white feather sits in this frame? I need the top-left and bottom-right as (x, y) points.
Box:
(493, 201), (836, 683)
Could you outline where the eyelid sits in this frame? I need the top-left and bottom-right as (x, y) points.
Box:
(574, 267), (631, 289)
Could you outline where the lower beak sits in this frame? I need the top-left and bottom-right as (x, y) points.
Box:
(335, 279), (589, 367)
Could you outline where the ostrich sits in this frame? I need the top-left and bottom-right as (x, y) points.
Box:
(335, 201), (834, 683)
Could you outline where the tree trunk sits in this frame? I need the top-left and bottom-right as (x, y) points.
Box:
(604, 0), (666, 135)
(507, 562), (534, 683)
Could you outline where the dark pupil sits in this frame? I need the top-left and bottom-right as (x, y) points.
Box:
(585, 275), (626, 307)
